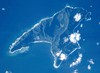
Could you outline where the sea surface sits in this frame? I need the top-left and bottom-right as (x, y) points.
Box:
(0, 0), (100, 73)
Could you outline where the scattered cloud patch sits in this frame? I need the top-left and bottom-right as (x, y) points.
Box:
(59, 53), (67, 61)
(99, 22), (100, 25)
(69, 32), (81, 43)
(90, 5), (92, 8)
(73, 69), (78, 73)
(87, 59), (94, 71)
(5, 71), (12, 73)
(83, 39), (85, 41)
(63, 37), (69, 43)
(1, 8), (5, 11)
(80, 24), (83, 28)
(56, 50), (62, 57)
(87, 65), (91, 70)
(89, 59), (94, 65)
(70, 53), (82, 67)
(96, 42), (99, 46)
(74, 13), (81, 22)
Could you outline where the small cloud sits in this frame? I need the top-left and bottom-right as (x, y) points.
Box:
(99, 22), (100, 25)
(87, 59), (94, 71)
(90, 5), (92, 8)
(88, 59), (94, 65)
(87, 65), (91, 70)
(59, 53), (67, 61)
(1, 8), (5, 11)
(80, 24), (83, 28)
(96, 42), (99, 46)
(5, 70), (12, 73)
(69, 32), (81, 43)
(73, 69), (78, 73)
(63, 37), (69, 43)
(74, 13), (81, 22)
(83, 39), (85, 41)
(70, 53), (82, 67)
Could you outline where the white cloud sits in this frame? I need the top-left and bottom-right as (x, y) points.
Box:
(87, 65), (91, 70)
(83, 39), (85, 41)
(87, 59), (94, 71)
(74, 13), (81, 22)
(80, 24), (83, 28)
(69, 33), (81, 43)
(59, 53), (67, 61)
(56, 50), (62, 57)
(73, 69), (78, 73)
(63, 37), (69, 43)
(99, 22), (100, 25)
(2, 8), (5, 11)
(5, 71), (12, 73)
(88, 59), (94, 65)
(96, 42), (99, 45)
(9, 46), (29, 55)
(89, 59), (94, 65)
(70, 53), (82, 67)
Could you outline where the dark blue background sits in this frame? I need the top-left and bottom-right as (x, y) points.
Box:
(0, 0), (100, 73)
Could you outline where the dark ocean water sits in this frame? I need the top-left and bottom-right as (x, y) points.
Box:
(0, 0), (100, 73)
